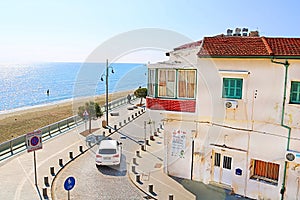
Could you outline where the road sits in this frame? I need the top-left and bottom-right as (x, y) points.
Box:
(52, 104), (163, 199)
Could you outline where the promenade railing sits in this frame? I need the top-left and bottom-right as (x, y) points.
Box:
(0, 94), (137, 161)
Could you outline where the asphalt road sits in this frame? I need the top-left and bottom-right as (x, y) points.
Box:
(52, 107), (163, 199)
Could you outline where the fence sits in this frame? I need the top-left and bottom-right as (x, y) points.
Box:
(0, 94), (137, 161)
(103, 94), (137, 112)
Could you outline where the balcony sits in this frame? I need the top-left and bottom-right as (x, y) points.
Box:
(146, 97), (196, 112)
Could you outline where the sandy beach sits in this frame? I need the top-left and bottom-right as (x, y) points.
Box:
(0, 90), (133, 143)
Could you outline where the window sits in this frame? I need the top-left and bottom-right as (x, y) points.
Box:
(222, 78), (243, 99)
(223, 156), (232, 170)
(148, 69), (156, 97)
(158, 69), (176, 98)
(290, 81), (300, 104)
(148, 68), (197, 99)
(250, 159), (280, 185)
(178, 70), (196, 98)
(214, 152), (221, 167)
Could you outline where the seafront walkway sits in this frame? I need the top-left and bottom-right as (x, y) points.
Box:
(0, 98), (195, 200)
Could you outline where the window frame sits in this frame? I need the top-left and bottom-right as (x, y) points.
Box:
(177, 69), (197, 99)
(290, 81), (300, 104)
(214, 152), (221, 167)
(158, 69), (176, 98)
(148, 68), (197, 99)
(222, 77), (243, 99)
(148, 69), (156, 97)
(250, 159), (280, 185)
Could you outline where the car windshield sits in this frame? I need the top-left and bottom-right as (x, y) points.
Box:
(98, 148), (117, 154)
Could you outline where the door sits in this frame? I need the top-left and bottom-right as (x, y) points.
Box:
(213, 151), (233, 186)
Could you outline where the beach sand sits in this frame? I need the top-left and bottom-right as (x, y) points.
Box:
(0, 90), (133, 143)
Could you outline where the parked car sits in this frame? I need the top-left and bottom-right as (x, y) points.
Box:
(95, 140), (122, 166)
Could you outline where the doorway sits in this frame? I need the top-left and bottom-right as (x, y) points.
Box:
(213, 151), (233, 186)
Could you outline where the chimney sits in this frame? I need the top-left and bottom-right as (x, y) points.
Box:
(249, 31), (259, 37)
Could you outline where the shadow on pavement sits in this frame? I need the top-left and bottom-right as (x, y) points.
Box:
(96, 154), (127, 176)
(171, 176), (253, 200)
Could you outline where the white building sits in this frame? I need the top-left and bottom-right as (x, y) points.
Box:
(146, 30), (300, 200)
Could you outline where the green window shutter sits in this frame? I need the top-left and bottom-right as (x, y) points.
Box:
(222, 78), (243, 99)
(290, 81), (300, 104)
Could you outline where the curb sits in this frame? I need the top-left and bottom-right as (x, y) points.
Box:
(49, 108), (146, 199)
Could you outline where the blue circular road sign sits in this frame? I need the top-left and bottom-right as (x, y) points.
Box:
(64, 176), (75, 191)
(30, 136), (40, 146)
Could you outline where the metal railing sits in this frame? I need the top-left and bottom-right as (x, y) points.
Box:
(103, 94), (137, 112)
(0, 94), (137, 161)
(0, 115), (83, 160)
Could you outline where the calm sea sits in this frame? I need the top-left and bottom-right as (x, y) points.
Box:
(0, 62), (147, 112)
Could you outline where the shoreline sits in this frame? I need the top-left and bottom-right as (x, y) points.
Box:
(0, 90), (134, 143)
(0, 90), (134, 120)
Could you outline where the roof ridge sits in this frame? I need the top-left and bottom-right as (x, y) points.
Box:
(261, 37), (274, 56)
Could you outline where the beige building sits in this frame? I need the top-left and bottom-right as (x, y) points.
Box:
(147, 30), (300, 200)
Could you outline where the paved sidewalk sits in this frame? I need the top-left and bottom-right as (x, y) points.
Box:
(127, 130), (196, 200)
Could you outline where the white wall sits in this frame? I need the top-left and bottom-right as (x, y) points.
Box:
(150, 52), (300, 199)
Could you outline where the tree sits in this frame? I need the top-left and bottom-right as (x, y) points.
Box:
(78, 101), (103, 133)
(134, 87), (147, 105)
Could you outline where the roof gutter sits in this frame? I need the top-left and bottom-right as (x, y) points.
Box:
(270, 58), (291, 200)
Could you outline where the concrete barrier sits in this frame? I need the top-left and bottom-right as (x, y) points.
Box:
(141, 145), (146, 151)
(59, 158), (63, 166)
(43, 188), (48, 198)
(133, 157), (137, 165)
(79, 145), (83, 153)
(44, 176), (49, 187)
(50, 167), (55, 176)
(136, 174), (141, 183)
(132, 165), (136, 174)
(149, 184), (154, 194)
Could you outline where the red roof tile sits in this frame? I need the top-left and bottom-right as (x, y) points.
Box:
(197, 36), (300, 57)
(264, 37), (300, 56)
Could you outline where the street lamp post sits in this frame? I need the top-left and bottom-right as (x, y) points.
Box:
(105, 59), (109, 126)
(101, 59), (114, 128)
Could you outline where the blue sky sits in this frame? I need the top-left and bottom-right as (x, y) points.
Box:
(0, 0), (299, 63)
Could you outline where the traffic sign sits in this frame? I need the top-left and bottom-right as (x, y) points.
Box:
(26, 130), (42, 153)
(64, 176), (76, 191)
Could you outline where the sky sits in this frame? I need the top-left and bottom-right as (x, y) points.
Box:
(0, 0), (299, 63)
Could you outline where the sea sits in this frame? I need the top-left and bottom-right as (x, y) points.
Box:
(0, 62), (147, 113)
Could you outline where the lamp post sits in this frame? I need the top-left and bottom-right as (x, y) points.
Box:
(101, 59), (114, 128)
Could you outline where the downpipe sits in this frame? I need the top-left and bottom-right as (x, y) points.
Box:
(271, 58), (291, 200)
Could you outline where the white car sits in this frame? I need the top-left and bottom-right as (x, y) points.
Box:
(95, 140), (122, 166)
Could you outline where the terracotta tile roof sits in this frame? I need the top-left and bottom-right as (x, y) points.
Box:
(264, 37), (300, 56)
(197, 36), (300, 57)
(174, 40), (202, 51)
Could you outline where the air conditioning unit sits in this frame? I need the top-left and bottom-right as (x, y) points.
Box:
(285, 150), (300, 164)
(224, 100), (238, 109)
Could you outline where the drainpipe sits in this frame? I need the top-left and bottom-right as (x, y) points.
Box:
(271, 58), (291, 200)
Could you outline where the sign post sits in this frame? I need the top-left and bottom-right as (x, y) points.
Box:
(64, 176), (76, 200)
(26, 130), (42, 186)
